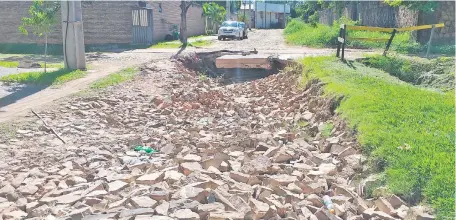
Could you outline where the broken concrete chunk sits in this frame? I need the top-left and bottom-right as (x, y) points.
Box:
(136, 172), (165, 185)
(179, 162), (203, 175)
(306, 194), (323, 207)
(3, 210), (28, 219)
(197, 202), (225, 213)
(155, 201), (170, 216)
(164, 170), (184, 183)
(229, 171), (250, 183)
(172, 186), (206, 203)
(17, 184), (38, 195)
(298, 178), (327, 194)
(207, 211), (245, 220)
(249, 198), (270, 218)
(315, 208), (342, 220)
(173, 208), (199, 220)
(108, 180), (128, 193)
(240, 155), (272, 175)
(388, 194), (406, 209)
(119, 208), (155, 218)
(182, 154), (202, 162)
(150, 190), (170, 201)
(131, 196), (157, 208)
(374, 197), (395, 215)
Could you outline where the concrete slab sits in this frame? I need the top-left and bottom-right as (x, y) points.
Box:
(215, 53), (305, 69)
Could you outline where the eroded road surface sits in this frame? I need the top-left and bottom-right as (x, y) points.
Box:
(0, 30), (409, 220)
(0, 56), (415, 220)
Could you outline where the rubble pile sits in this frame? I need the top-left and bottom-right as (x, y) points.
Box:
(0, 60), (434, 219)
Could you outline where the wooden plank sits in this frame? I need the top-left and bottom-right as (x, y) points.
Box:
(397, 23), (444, 32)
(346, 25), (394, 32)
(216, 54), (271, 69)
(383, 29), (397, 56)
(346, 23), (444, 33)
(348, 37), (389, 42)
(338, 37), (345, 43)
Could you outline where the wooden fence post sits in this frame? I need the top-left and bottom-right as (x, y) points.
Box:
(341, 24), (346, 60)
(336, 24), (344, 58)
(426, 24), (435, 58)
(383, 29), (397, 56)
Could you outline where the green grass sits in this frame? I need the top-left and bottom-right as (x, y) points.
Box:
(0, 60), (64, 69)
(300, 56), (454, 218)
(321, 122), (334, 137)
(0, 61), (19, 68)
(284, 18), (455, 55)
(0, 68), (87, 85)
(149, 40), (212, 49)
(90, 67), (138, 89)
(360, 54), (455, 91)
(285, 18), (411, 49)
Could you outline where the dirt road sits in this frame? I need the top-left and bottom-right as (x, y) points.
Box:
(0, 57), (373, 219)
(0, 29), (423, 220)
(0, 29), (378, 122)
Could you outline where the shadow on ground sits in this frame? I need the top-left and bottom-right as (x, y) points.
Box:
(0, 83), (46, 109)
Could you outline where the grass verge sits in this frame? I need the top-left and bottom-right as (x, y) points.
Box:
(149, 40), (212, 49)
(285, 18), (455, 55)
(300, 56), (454, 218)
(90, 67), (138, 89)
(0, 68), (87, 85)
(0, 60), (64, 69)
(359, 54), (455, 91)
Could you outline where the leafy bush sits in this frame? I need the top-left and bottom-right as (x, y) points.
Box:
(300, 56), (454, 219)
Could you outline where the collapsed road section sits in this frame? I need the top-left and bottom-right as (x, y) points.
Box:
(0, 56), (434, 220)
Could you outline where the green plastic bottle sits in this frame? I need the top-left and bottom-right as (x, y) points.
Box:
(134, 146), (158, 154)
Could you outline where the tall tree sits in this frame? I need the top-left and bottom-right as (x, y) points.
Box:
(384, 0), (439, 13)
(180, 0), (194, 45)
(19, 0), (59, 73)
(203, 2), (226, 35)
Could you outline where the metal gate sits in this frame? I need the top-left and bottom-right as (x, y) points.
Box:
(132, 8), (153, 44)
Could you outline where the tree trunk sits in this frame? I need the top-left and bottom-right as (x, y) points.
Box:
(180, 1), (188, 45)
(44, 34), (48, 73)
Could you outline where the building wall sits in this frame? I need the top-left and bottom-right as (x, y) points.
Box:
(255, 11), (281, 29)
(319, 1), (418, 28)
(0, 1), (205, 45)
(146, 1), (205, 42)
(417, 1), (455, 44)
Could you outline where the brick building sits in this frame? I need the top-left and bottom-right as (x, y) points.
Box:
(0, 1), (206, 45)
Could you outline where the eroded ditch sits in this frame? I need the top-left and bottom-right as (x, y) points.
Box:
(175, 50), (290, 85)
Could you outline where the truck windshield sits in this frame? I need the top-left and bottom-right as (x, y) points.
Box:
(221, 22), (238, 27)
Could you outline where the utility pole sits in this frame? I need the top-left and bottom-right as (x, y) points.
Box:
(243, 0), (246, 23)
(264, 1), (266, 29)
(61, 0), (86, 70)
(248, 0), (251, 29)
(284, 2), (286, 28)
(226, 0), (231, 21)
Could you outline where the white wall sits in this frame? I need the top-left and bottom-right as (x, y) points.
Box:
(255, 11), (280, 29)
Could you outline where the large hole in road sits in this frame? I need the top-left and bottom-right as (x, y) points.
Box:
(175, 50), (289, 84)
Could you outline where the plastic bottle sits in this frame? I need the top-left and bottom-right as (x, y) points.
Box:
(134, 146), (158, 154)
(323, 195), (335, 214)
(207, 191), (216, 203)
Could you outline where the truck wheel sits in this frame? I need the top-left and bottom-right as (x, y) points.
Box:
(218, 36), (222, 40)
